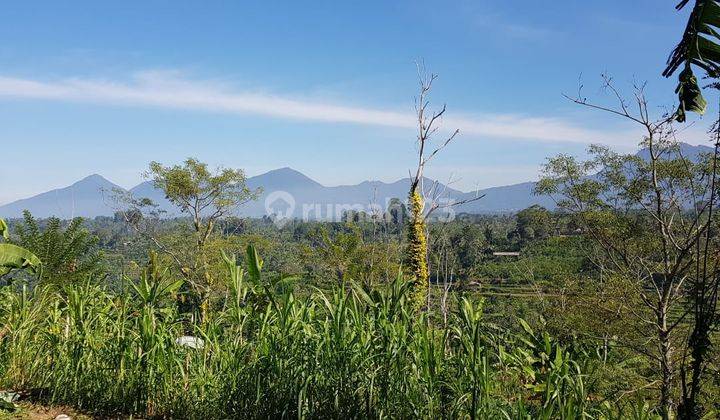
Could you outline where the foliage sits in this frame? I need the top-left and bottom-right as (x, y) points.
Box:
(537, 138), (720, 419)
(0, 250), (605, 419)
(146, 158), (259, 220)
(428, 221), (486, 284)
(477, 236), (590, 285)
(664, 0), (720, 121)
(119, 158), (262, 321)
(1, 188), (716, 417)
(0, 217), (41, 278)
(303, 223), (400, 287)
(515, 205), (554, 241)
(0, 244), (42, 277)
(0, 219), (7, 240)
(12, 211), (101, 285)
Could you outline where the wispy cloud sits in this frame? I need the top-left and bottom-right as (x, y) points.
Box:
(0, 71), (639, 146)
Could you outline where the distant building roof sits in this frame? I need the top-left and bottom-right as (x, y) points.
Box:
(492, 252), (520, 257)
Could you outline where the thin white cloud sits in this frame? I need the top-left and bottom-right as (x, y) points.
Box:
(0, 71), (640, 146)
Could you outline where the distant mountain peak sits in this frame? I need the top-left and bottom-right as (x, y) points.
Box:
(0, 174), (125, 219)
(251, 167), (323, 189)
(73, 173), (114, 186)
(264, 167), (311, 177)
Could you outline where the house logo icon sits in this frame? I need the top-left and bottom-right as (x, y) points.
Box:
(264, 190), (295, 227)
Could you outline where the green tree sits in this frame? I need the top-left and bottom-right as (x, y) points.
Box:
(540, 80), (720, 419)
(123, 158), (260, 320)
(515, 205), (553, 241)
(304, 223), (400, 288)
(386, 197), (408, 227)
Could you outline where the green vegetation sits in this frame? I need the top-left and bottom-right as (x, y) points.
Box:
(0, 217), (40, 277)
(2, 128), (719, 418)
(13, 211), (101, 284)
(1, 187), (717, 418)
(664, 0), (720, 121)
(114, 158), (261, 323)
(0, 245), (617, 419)
(2, 12), (720, 416)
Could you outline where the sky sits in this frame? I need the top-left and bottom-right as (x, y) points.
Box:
(0, 1), (712, 205)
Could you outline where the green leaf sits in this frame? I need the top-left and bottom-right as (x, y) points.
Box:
(0, 218), (8, 241)
(163, 279), (184, 295)
(0, 243), (41, 275)
(245, 244), (263, 282)
(665, 1), (720, 120)
(518, 318), (534, 336)
(675, 66), (707, 122)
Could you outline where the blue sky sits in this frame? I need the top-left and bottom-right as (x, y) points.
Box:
(0, 1), (710, 204)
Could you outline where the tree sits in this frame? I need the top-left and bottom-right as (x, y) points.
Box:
(677, 123), (720, 420)
(515, 205), (553, 241)
(304, 223), (400, 288)
(405, 64), (457, 311)
(665, 5), (720, 415)
(119, 158), (260, 321)
(403, 63), (484, 312)
(538, 78), (719, 419)
(386, 198), (408, 227)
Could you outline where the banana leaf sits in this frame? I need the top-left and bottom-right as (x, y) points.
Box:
(0, 243), (41, 275)
(664, 0), (720, 121)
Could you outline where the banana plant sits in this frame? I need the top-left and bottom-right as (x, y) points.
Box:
(129, 251), (183, 312)
(0, 217), (41, 276)
(664, 0), (720, 121)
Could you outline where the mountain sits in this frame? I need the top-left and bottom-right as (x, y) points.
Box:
(3, 142), (711, 220)
(0, 174), (124, 219)
(242, 172), (471, 219)
(456, 182), (555, 213)
(0, 169), (548, 219)
(635, 141), (711, 162)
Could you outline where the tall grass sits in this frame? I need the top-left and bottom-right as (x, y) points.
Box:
(0, 249), (618, 419)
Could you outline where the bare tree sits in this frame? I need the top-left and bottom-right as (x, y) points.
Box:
(405, 62), (482, 311)
(538, 75), (719, 419)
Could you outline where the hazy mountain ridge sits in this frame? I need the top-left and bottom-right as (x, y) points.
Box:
(0, 174), (124, 219)
(1, 143), (711, 219)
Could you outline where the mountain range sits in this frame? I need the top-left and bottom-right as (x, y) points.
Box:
(1, 143), (712, 220)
